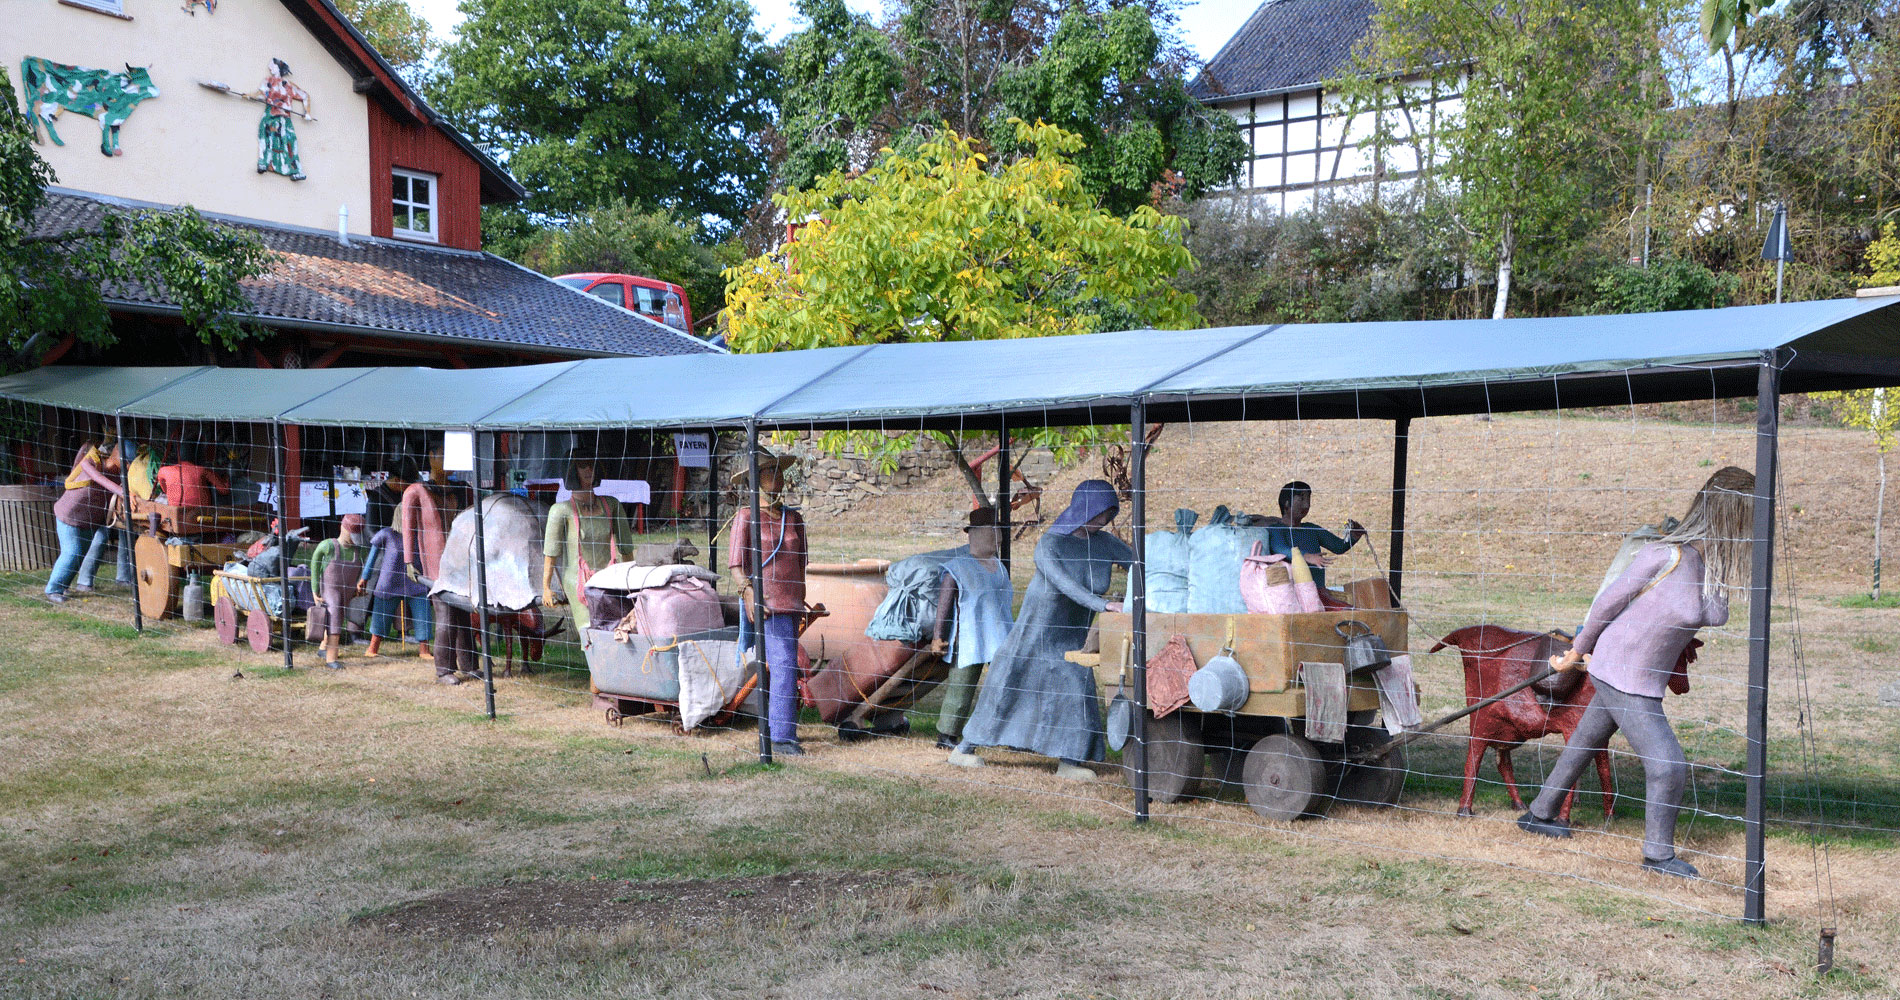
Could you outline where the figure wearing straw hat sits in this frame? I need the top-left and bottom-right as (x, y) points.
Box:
(728, 453), (808, 755)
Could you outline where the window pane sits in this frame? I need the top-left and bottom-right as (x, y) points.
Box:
(411, 208), (431, 233)
(411, 177), (431, 204)
(393, 175), (410, 202)
(393, 205), (410, 231)
(588, 284), (627, 308)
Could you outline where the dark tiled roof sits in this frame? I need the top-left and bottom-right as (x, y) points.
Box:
(1189, 0), (1378, 101)
(34, 190), (718, 359)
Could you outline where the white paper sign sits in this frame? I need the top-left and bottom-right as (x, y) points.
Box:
(674, 433), (711, 468)
(443, 431), (475, 472)
(535, 478), (652, 506)
(298, 481), (334, 518)
(332, 481), (368, 515)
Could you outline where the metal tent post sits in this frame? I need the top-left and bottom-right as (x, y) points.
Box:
(1744, 351), (1782, 925)
(471, 430), (496, 721)
(113, 413), (141, 632)
(1389, 416), (1411, 600)
(746, 419), (771, 764)
(1129, 400), (1150, 824)
(271, 421), (292, 670)
(705, 431), (719, 573)
(996, 414), (1012, 573)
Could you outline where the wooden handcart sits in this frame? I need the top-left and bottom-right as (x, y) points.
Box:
(210, 568), (307, 653)
(1082, 603), (1409, 821)
(129, 496), (271, 621)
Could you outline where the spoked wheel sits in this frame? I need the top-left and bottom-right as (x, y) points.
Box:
(134, 534), (179, 621)
(245, 609), (275, 653)
(1242, 733), (1332, 821)
(605, 705), (624, 727)
(213, 595), (239, 645)
(1121, 710), (1204, 804)
(1332, 726), (1407, 809)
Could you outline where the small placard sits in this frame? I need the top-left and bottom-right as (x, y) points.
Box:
(674, 433), (710, 468)
(443, 430), (475, 472)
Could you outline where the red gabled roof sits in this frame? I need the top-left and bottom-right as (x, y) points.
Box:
(277, 0), (525, 204)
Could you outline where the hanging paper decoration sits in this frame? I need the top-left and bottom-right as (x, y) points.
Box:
(250, 59), (311, 180)
(19, 57), (161, 157)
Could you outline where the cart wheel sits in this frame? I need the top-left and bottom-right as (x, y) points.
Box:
(1121, 710), (1204, 804)
(134, 533), (180, 620)
(214, 595), (239, 645)
(1241, 733), (1331, 821)
(1332, 728), (1407, 809)
(245, 609), (274, 653)
(1204, 747), (1246, 796)
(605, 705), (623, 727)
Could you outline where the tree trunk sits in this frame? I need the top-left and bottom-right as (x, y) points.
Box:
(935, 431), (994, 510)
(1491, 215), (1514, 320)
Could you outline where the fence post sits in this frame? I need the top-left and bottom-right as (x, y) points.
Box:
(1129, 399), (1150, 824)
(471, 429), (496, 721)
(997, 413), (1012, 574)
(271, 421), (292, 670)
(705, 431), (719, 575)
(113, 413), (141, 632)
(746, 419), (771, 764)
(1744, 350), (1782, 925)
(1389, 415), (1411, 602)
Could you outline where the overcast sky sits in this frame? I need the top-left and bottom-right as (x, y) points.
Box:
(406, 0), (1238, 62)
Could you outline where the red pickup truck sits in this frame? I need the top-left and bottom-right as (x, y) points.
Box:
(554, 272), (695, 333)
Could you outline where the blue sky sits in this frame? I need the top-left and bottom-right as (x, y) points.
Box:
(407, 0), (1238, 62)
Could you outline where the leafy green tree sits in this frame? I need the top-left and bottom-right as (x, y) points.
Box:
(1587, 255), (1740, 314)
(724, 120), (1198, 498)
(518, 200), (736, 324)
(777, 0), (902, 191)
(430, 0), (778, 232)
(776, 1), (1243, 210)
(995, 6), (1248, 211)
(335, 0), (435, 72)
(1343, 0), (1667, 318)
(1, 68), (273, 361)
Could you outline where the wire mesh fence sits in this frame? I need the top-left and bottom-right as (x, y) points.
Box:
(1, 361), (1894, 935)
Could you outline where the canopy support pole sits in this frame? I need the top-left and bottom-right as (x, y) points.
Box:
(1129, 399), (1150, 824)
(997, 413), (1012, 574)
(114, 412), (141, 633)
(746, 419), (771, 765)
(1744, 350), (1782, 925)
(706, 431), (719, 574)
(270, 421), (292, 670)
(1389, 416), (1411, 600)
(471, 429), (496, 721)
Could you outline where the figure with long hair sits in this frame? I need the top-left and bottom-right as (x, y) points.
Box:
(1518, 467), (1755, 878)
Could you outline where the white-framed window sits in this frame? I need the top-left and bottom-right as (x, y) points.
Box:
(60, 0), (130, 17)
(391, 168), (438, 241)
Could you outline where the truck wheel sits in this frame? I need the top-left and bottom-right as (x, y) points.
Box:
(1242, 733), (1331, 820)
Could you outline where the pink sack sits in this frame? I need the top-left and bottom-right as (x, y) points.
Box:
(632, 576), (726, 640)
(1240, 542), (1304, 614)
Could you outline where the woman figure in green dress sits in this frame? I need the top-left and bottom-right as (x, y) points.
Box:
(540, 449), (627, 633)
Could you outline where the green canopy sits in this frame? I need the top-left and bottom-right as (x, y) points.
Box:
(3, 296), (1897, 429)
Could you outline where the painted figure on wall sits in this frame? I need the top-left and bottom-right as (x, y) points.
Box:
(253, 58), (309, 180)
(20, 58), (160, 157)
(182, 0), (218, 13)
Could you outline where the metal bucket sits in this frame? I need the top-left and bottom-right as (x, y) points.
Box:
(1187, 652), (1249, 713)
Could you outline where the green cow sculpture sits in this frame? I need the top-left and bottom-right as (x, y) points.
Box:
(20, 57), (160, 157)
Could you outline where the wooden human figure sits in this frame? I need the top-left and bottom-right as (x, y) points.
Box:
(727, 454), (807, 754)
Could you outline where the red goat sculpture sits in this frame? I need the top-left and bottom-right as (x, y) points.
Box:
(1431, 625), (1615, 821)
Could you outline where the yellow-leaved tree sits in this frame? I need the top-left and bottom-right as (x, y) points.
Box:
(723, 119), (1201, 504)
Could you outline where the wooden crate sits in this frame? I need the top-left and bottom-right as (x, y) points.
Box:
(0, 484), (59, 572)
(129, 496), (271, 536)
(1091, 609), (1405, 719)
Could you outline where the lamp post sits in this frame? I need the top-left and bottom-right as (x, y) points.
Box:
(1761, 204), (1792, 303)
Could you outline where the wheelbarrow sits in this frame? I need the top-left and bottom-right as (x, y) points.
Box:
(210, 568), (310, 653)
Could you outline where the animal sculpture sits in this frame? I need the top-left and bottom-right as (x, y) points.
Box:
(20, 58), (160, 156)
(1431, 625), (1614, 822)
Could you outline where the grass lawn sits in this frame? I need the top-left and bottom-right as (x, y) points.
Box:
(2, 581), (1897, 1000)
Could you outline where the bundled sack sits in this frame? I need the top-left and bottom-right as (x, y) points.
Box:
(865, 545), (969, 642)
(1239, 542), (1301, 614)
(586, 563), (726, 642)
(1186, 507), (1274, 614)
(632, 537), (699, 567)
(1145, 509), (1197, 614)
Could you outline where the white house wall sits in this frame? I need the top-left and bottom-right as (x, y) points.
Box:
(7, 0), (372, 235)
(1212, 76), (1462, 215)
